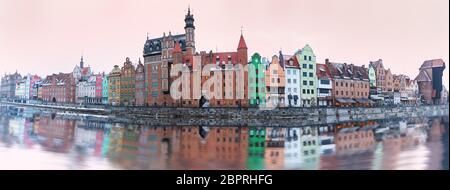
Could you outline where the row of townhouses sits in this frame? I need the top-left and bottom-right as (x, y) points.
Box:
(0, 8), (447, 107)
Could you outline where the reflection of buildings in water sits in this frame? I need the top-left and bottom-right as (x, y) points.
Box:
(380, 119), (430, 170)
(247, 127), (266, 170)
(0, 115), (12, 145)
(101, 124), (111, 157)
(284, 128), (301, 169)
(173, 126), (202, 169)
(317, 125), (338, 170)
(173, 126), (249, 170)
(298, 127), (320, 170)
(110, 126), (177, 170)
(265, 128), (285, 170)
(23, 118), (37, 148)
(425, 118), (445, 170)
(204, 127), (248, 170)
(35, 116), (75, 153)
(318, 125), (336, 155)
(336, 126), (375, 155)
(73, 121), (107, 158)
(8, 117), (25, 145)
(335, 126), (375, 169)
(107, 124), (124, 158)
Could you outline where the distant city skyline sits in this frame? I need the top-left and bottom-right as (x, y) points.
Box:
(0, 0), (448, 89)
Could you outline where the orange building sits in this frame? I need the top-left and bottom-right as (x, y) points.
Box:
(265, 55), (286, 107)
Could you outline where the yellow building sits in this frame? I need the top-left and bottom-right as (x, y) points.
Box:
(108, 65), (121, 105)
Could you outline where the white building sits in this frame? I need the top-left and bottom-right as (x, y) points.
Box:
(15, 78), (27, 99)
(284, 128), (302, 169)
(316, 64), (333, 107)
(280, 52), (301, 107)
(298, 127), (320, 170)
(76, 76), (97, 104)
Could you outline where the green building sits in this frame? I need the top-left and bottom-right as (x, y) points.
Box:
(248, 53), (266, 107)
(296, 45), (317, 107)
(247, 127), (266, 170)
(368, 64), (377, 88)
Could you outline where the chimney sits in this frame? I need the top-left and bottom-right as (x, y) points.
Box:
(325, 58), (329, 64)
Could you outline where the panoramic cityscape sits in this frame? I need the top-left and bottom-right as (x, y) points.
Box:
(0, 0), (448, 172)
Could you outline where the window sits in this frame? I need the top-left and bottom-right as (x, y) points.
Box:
(303, 72), (307, 77)
(336, 90), (339, 95)
(288, 88), (291, 92)
(304, 55), (307, 60)
(271, 78), (275, 83)
(287, 70), (291, 75)
(309, 64), (313, 69)
(321, 80), (330, 85)
(311, 89), (314, 94)
(309, 81), (313, 86)
(273, 70), (277, 74)
(309, 72), (313, 77)
(277, 78), (280, 83)
(345, 83), (348, 87)
(336, 81), (339, 86)
(307, 89), (310, 94)
(288, 79), (291, 84)
(293, 70), (297, 75)
(294, 88), (297, 92)
(293, 79), (297, 84)
(303, 81), (307, 85)
(302, 64), (307, 69)
(303, 89), (306, 94)
(308, 56), (312, 61)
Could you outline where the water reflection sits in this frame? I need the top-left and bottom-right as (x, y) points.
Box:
(0, 109), (448, 170)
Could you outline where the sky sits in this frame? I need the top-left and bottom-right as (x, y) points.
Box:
(0, 0), (448, 88)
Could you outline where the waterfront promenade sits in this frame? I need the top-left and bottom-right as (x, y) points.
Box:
(1, 100), (448, 127)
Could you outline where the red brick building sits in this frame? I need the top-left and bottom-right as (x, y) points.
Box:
(415, 59), (446, 104)
(41, 73), (76, 103)
(95, 74), (103, 98)
(326, 59), (371, 107)
(143, 8), (195, 107)
(198, 34), (249, 107)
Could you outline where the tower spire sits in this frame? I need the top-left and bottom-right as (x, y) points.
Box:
(80, 55), (84, 68)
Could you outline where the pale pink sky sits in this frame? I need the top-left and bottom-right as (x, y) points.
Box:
(0, 0), (448, 88)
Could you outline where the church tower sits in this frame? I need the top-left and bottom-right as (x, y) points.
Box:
(185, 6), (195, 55)
(80, 56), (84, 68)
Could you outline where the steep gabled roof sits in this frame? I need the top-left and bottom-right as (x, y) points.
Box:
(237, 34), (247, 49)
(316, 63), (332, 79)
(414, 70), (432, 82)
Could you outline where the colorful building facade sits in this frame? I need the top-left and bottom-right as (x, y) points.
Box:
(41, 73), (76, 103)
(327, 59), (371, 107)
(119, 57), (136, 106)
(265, 55), (285, 108)
(281, 52), (301, 107)
(108, 65), (121, 105)
(316, 63), (333, 107)
(135, 59), (146, 106)
(248, 53), (266, 107)
(296, 45), (317, 107)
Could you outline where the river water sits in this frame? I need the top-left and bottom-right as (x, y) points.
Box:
(0, 107), (448, 170)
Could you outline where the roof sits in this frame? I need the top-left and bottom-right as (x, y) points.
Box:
(201, 51), (238, 65)
(420, 59), (446, 69)
(143, 34), (186, 56)
(327, 61), (369, 81)
(414, 70), (431, 82)
(369, 59), (383, 69)
(284, 55), (299, 69)
(237, 34), (247, 49)
(316, 63), (332, 79)
(81, 67), (91, 76)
